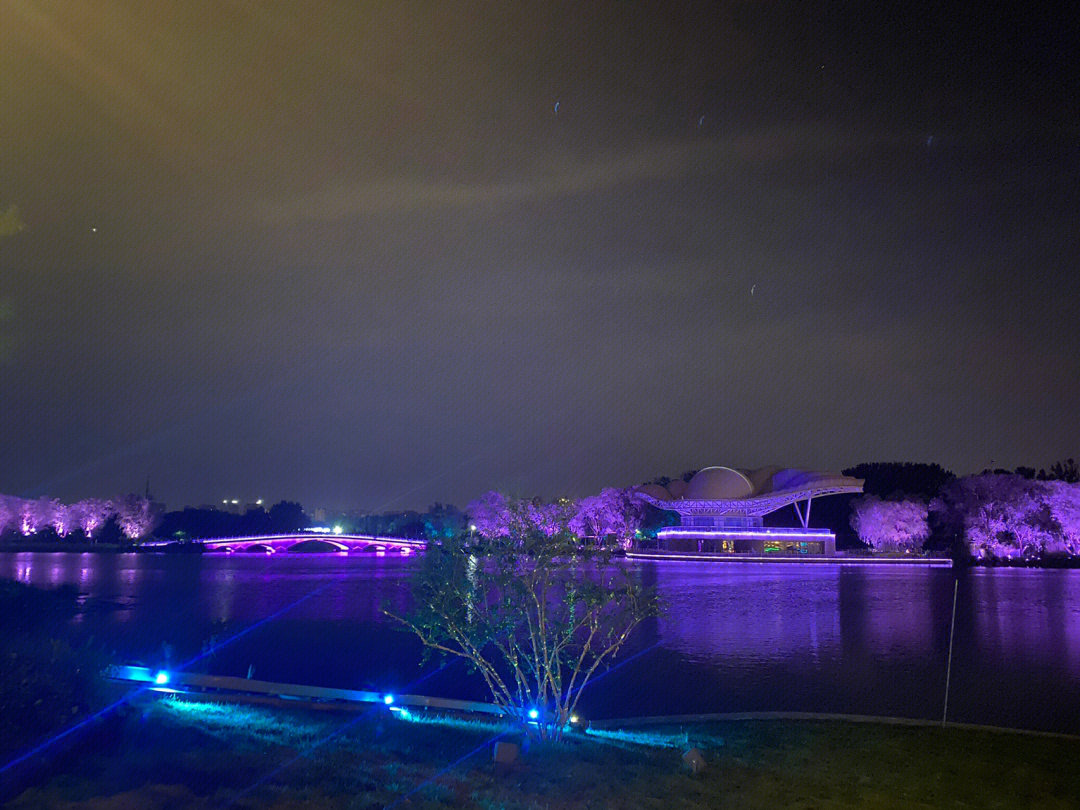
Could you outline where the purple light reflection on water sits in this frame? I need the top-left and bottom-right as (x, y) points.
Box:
(1, 553), (1079, 733)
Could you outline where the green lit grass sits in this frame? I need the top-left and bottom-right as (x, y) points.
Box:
(9, 697), (1080, 809)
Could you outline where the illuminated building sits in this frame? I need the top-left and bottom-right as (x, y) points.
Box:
(634, 466), (864, 555)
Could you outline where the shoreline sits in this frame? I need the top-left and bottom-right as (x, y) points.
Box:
(3, 543), (1080, 568)
(625, 549), (954, 566)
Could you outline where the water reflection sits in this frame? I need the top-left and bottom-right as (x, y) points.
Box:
(650, 566), (842, 663)
(1, 553), (1079, 731)
(968, 568), (1080, 675)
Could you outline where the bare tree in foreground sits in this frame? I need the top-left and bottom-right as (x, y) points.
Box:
(387, 500), (658, 741)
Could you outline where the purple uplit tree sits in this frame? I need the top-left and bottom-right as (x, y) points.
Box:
(113, 494), (161, 542)
(849, 495), (929, 553)
(526, 498), (575, 538)
(17, 499), (34, 536)
(1046, 480), (1080, 555)
(18, 497), (60, 536)
(466, 491), (524, 541)
(71, 498), (114, 540)
(0, 495), (18, 535)
(570, 488), (645, 549)
(931, 474), (1059, 560)
(466, 492), (574, 543)
(50, 501), (74, 538)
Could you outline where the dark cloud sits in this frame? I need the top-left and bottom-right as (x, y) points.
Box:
(1, 2), (1077, 509)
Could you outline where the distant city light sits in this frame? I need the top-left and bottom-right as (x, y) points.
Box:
(332, 525), (343, 534)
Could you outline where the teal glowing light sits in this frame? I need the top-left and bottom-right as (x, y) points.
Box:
(154, 671), (170, 685)
(383, 694), (395, 705)
(527, 708), (539, 720)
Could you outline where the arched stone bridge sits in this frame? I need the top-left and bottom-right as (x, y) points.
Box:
(146, 533), (425, 554)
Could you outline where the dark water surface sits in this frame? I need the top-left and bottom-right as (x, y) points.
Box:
(2, 553), (1078, 733)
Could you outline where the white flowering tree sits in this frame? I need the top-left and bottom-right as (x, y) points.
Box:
(113, 494), (161, 542)
(19, 497), (61, 536)
(849, 495), (930, 553)
(1044, 480), (1080, 556)
(931, 475), (1059, 560)
(466, 492), (574, 543)
(72, 498), (115, 540)
(0, 495), (18, 535)
(570, 488), (645, 549)
(50, 501), (74, 538)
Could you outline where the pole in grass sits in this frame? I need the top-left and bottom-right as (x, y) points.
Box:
(942, 577), (958, 727)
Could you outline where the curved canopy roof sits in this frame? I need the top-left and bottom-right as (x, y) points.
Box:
(634, 466), (864, 517)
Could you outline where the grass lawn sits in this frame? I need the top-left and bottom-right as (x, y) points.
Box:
(9, 697), (1080, 809)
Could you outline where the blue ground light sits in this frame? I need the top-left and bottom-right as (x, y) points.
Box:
(4, 576), (659, 808)
(221, 656), (481, 808)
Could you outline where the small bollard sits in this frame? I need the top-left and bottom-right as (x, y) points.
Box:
(682, 747), (706, 775)
(493, 741), (519, 772)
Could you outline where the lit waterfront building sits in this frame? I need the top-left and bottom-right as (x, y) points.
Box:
(634, 466), (864, 555)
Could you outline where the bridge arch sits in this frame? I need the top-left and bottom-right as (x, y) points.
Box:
(241, 543), (275, 554)
(149, 533), (426, 554)
(285, 538), (349, 553)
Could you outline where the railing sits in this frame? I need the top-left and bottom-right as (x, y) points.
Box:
(141, 533), (426, 550)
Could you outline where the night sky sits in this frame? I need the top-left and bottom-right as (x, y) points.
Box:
(2, 2), (1078, 511)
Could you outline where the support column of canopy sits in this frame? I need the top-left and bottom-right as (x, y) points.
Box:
(792, 497), (813, 529)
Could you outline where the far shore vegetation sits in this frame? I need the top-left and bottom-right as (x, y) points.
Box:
(2, 459), (1079, 565)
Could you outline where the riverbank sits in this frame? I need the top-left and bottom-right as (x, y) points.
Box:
(626, 549), (954, 565)
(7, 541), (1080, 567)
(8, 697), (1079, 809)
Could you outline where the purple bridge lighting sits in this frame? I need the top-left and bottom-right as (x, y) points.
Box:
(142, 533), (425, 554)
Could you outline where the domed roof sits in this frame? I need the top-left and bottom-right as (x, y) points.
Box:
(667, 479), (688, 498)
(636, 483), (672, 501)
(747, 465), (783, 494)
(683, 466), (755, 500)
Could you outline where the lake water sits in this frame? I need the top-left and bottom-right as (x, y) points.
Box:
(3, 552), (1079, 733)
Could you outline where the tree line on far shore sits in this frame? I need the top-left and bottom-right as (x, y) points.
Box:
(841, 460), (1080, 561)
(0, 494), (159, 544)
(2, 459), (1078, 562)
